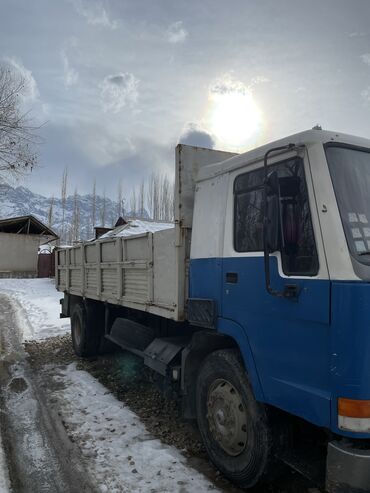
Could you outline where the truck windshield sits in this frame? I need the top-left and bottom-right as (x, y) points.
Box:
(326, 144), (370, 265)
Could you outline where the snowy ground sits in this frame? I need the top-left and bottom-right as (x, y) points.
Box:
(0, 434), (10, 493)
(54, 364), (216, 493)
(0, 279), (69, 341)
(0, 279), (220, 492)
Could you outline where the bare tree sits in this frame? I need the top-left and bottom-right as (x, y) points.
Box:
(110, 207), (115, 227)
(71, 187), (80, 242)
(100, 189), (106, 226)
(47, 195), (54, 229)
(147, 174), (154, 219)
(130, 187), (137, 218)
(147, 172), (160, 220)
(60, 167), (68, 242)
(91, 178), (96, 235)
(138, 179), (145, 218)
(147, 173), (174, 221)
(160, 175), (171, 221)
(0, 64), (40, 181)
(117, 180), (123, 218)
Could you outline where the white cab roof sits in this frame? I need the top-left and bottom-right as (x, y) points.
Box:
(197, 129), (370, 182)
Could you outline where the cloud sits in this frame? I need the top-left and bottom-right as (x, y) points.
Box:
(61, 39), (79, 88)
(210, 73), (250, 97)
(208, 72), (266, 100)
(99, 72), (139, 113)
(4, 57), (39, 103)
(69, 0), (118, 29)
(179, 123), (215, 148)
(166, 21), (188, 44)
(349, 32), (367, 38)
(249, 75), (269, 88)
(361, 86), (370, 103)
(294, 86), (307, 94)
(72, 120), (136, 166)
(361, 53), (370, 66)
(61, 52), (78, 87)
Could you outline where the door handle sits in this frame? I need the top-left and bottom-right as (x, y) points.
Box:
(283, 284), (300, 300)
(226, 272), (238, 284)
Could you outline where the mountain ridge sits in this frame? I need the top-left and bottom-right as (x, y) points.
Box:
(0, 183), (148, 241)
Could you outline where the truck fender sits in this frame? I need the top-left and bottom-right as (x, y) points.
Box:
(217, 317), (265, 402)
(181, 320), (264, 419)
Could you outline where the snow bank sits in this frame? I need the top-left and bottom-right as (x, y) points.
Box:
(100, 219), (174, 239)
(55, 364), (218, 493)
(0, 279), (69, 341)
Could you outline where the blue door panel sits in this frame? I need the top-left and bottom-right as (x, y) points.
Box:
(189, 256), (332, 428)
(223, 256), (330, 325)
(222, 256), (331, 427)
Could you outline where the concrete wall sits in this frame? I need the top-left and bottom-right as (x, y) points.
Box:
(0, 233), (40, 277)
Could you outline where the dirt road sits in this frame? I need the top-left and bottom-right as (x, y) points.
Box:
(0, 294), (96, 493)
(25, 339), (320, 493)
(0, 290), (320, 492)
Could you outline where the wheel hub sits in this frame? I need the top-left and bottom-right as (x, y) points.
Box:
(206, 379), (247, 456)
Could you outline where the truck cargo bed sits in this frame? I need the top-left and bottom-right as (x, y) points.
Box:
(56, 144), (236, 321)
(56, 227), (186, 320)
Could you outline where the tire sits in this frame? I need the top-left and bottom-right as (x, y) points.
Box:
(196, 349), (273, 489)
(71, 302), (103, 357)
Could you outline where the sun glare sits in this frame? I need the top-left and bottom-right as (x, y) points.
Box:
(209, 90), (261, 149)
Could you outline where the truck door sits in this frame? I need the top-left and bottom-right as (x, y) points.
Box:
(221, 154), (331, 428)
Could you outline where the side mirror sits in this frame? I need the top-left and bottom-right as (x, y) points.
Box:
(265, 171), (280, 252)
(263, 143), (301, 299)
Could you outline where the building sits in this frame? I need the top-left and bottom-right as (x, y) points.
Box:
(0, 215), (58, 278)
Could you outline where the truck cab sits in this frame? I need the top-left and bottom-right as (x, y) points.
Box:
(190, 129), (370, 491)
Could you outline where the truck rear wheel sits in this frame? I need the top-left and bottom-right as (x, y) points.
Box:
(71, 302), (103, 357)
(196, 349), (273, 489)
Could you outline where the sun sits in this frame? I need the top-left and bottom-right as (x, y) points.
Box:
(208, 90), (262, 149)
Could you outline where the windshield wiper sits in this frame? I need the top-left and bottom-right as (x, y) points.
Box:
(358, 251), (370, 256)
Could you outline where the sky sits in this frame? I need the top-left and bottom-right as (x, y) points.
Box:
(1, 0), (370, 199)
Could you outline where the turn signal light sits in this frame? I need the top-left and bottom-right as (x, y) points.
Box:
(338, 398), (370, 418)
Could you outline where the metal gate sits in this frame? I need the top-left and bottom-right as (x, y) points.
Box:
(37, 252), (55, 278)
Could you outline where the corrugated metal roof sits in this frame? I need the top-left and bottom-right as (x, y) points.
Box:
(0, 215), (58, 237)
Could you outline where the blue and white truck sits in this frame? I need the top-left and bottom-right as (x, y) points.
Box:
(56, 129), (370, 492)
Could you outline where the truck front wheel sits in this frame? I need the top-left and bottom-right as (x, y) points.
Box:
(71, 302), (103, 357)
(196, 349), (273, 489)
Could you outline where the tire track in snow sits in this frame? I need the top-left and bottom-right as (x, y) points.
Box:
(0, 294), (96, 493)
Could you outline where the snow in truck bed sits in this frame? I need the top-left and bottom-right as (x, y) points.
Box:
(99, 219), (174, 239)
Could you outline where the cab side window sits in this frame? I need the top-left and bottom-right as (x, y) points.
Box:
(234, 168), (264, 252)
(234, 158), (319, 276)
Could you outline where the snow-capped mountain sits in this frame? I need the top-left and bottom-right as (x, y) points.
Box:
(0, 183), (148, 241)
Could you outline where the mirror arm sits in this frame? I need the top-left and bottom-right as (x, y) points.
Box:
(263, 143), (297, 299)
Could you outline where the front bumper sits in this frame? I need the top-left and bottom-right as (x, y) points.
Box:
(326, 440), (370, 492)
